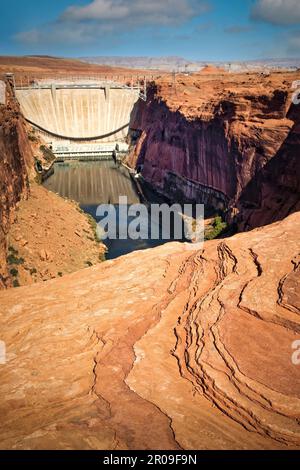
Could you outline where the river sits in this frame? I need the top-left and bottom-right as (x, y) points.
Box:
(44, 160), (187, 259)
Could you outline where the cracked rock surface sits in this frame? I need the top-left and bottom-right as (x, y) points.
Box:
(0, 213), (299, 449)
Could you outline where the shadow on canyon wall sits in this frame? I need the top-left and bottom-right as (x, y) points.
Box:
(236, 101), (300, 230)
(129, 85), (299, 230)
(129, 87), (237, 204)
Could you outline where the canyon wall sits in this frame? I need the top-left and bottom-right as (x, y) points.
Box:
(235, 100), (300, 229)
(0, 61), (299, 450)
(0, 80), (32, 287)
(129, 72), (300, 228)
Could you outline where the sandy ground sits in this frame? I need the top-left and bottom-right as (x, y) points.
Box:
(7, 183), (106, 287)
(0, 55), (167, 80)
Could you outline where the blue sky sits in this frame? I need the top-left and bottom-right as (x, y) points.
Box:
(1, 0), (300, 60)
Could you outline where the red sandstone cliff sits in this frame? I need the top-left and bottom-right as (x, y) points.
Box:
(0, 62), (299, 450)
(235, 99), (300, 229)
(129, 72), (300, 228)
(0, 212), (299, 449)
(0, 79), (33, 287)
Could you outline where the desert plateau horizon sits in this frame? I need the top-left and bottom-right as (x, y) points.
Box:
(0, 0), (299, 465)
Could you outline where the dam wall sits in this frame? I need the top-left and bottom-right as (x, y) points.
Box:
(16, 87), (140, 142)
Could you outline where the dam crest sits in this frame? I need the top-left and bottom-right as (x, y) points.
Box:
(14, 77), (146, 148)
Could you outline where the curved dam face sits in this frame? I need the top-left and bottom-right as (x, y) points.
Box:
(16, 86), (140, 142)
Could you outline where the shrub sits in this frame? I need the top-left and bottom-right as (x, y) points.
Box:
(205, 216), (228, 241)
(28, 133), (38, 142)
(34, 173), (42, 185)
(10, 268), (18, 277)
(86, 214), (101, 242)
(7, 254), (25, 265)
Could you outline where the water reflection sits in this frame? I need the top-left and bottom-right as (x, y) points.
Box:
(44, 160), (186, 259)
(44, 160), (139, 205)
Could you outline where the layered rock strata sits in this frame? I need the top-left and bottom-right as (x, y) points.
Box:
(128, 72), (300, 228)
(0, 80), (32, 287)
(0, 212), (299, 449)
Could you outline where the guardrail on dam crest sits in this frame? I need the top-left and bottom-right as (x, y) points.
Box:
(11, 76), (147, 143)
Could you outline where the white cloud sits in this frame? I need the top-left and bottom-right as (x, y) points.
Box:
(61, 0), (210, 26)
(251, 0), (300, 25)
(62, 0), (130, 21)
(15, 23), (111, 45)
(15, 0), (211, 45)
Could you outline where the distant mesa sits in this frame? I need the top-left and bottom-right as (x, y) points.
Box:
(80, 55), (300, 73)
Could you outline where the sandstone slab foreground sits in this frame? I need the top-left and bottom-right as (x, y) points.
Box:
(0, 213), (299, 449)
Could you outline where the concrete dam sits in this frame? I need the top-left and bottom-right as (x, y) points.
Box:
(15, 80), (144, 143)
